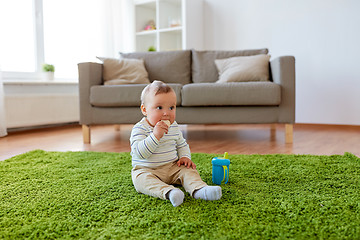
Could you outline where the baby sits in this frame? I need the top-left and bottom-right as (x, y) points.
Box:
(130, 80), (222, 207)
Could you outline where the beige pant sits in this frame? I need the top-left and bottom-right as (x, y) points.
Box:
(131, 161), (208, 200)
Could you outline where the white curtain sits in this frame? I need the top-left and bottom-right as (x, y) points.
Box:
(102, 0), (135, 56)
(0, 69), (7, 137)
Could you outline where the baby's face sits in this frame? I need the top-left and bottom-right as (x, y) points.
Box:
(141, 91), (177, 127)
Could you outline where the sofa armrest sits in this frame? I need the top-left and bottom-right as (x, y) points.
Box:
(78, 62), (103, 125)
(270, 56), (296, 123)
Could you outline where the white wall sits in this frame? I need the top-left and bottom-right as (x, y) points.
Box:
(203, 0), (360, 125)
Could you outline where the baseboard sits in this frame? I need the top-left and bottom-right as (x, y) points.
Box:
(7, 122), (79, 133)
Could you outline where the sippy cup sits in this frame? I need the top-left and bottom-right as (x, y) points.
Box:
(212, 152), (230, 185)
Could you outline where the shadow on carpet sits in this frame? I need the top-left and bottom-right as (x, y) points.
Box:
(1, 150), (359, 239)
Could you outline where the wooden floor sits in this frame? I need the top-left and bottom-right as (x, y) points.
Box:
(1, 123), (359, 161)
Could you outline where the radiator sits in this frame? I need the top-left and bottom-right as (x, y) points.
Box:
(5, 94), (79, 128)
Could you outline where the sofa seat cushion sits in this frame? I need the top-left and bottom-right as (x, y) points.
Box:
(90, 84), (183, 107)
(120, 50), (191, 85)
(181, 82), (281, 106)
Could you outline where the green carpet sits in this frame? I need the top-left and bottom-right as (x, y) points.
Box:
(1, 150), (359, 239)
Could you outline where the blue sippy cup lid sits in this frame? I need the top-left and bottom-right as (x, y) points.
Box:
(212, 152), (230, 166)
(212, 158), (230, 166)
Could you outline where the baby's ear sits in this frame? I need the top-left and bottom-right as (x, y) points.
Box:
(140, 104), (147, 116)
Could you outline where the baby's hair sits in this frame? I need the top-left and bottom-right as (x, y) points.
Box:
(141, 80), (174, 105)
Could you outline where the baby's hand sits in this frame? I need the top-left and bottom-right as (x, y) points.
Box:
(153, 120), (169, 140)
(177, 157), (196, 169)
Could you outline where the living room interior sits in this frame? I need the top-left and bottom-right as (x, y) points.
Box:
(1, 0), (360, 238)
(1, 0), (359, 159)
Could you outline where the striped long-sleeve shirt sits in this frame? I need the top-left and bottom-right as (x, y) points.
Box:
(130, 117), (191, 168)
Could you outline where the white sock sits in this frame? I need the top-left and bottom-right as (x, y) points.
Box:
(193, 186), (222, 201)
(168, 189), (184, 207)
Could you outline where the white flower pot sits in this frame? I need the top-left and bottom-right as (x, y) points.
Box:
(42, 72), (54, 81)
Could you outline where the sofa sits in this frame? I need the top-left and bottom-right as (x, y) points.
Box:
(78, 48), (295, 144)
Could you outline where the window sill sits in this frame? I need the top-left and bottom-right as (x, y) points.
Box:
(3, 79), (78, 86)
(3, 79), (79, 95)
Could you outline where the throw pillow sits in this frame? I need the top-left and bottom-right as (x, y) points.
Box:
(191, 48), (269, 83)
(97, 57), (150, 85)
(214, 54), (271, 83)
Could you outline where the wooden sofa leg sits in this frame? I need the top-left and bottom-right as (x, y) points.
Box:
(82, 125), (91, 144)
(285, 124), (293, 144)
(114, 124), (121, 131)
(270, 124), (276, 141)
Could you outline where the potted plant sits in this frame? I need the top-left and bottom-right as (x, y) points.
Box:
(42, 63), (55, 81)
(148, 46), (156, 52)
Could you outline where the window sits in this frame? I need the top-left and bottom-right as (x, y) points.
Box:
(0, 0), (37, 73)
(42, 0), (109, 79)
(0, 0), (132, 80)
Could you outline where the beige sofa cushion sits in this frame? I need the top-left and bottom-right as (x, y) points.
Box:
(215, 54), (271, 83)
(90, 84), (183, 107)
(97, 57), (150, 85)
(120, 50), (191, 85)
(191, 48), (269, 83)
(181, 82), (281, 106)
